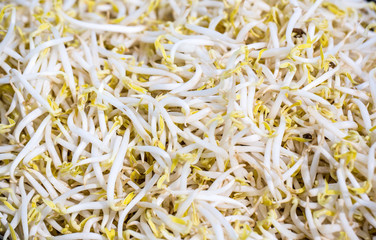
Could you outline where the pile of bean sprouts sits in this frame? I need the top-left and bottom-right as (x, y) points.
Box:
(1, 0), (376, 239)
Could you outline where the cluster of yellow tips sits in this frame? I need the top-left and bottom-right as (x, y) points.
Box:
(0, 0), (376, 239)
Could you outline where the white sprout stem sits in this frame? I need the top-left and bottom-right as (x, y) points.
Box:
(19, 177), (34, 240)
(13, 107), (46, 142)
(45, 124), (63, 167)
(337, 165), (353, 209)
(368, 69), (376, 109)
(53, 184), (98, 204)
(9, 115), (51, 180)
(23, 37), (73, 62)
(199, 201), (238, 240)
(53, 233), (107, 240)
(28, 169), (59, 199)
(286, 8), (302, 47)
(302, 66), (340, 91)
(268, 22), (280, 49)
(301, 0), (324, 22)
(52, 27), (77, 100)
(352, 99), (372, 131)
(307, 107), (346, 139)
(339, 211), (359, 240)
(170, 39), (214, 63)
(272, 115), (286, 170)
(11, 70), (55, 114)
(170, 63), (202, 93)
(67, 113), (109, 152)
(0, 8), (16, 56)
(117, 174), (160, 238)
(134, 145), (171, 168)
(66, 201), (108, 213)
(107, 128), (130, 208)
(197, 204), (225, 240)
(23, 171), (49, 198)
(59, 11), (146, 33)
(368, 143), (376, 182)
(305, 198), (321, 240)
